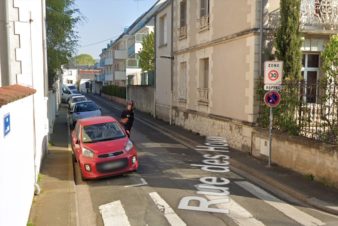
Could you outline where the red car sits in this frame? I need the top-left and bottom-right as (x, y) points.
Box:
(71, 116), (138, 179)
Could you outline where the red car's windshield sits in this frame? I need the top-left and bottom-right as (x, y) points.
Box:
(82, 122), (125, 143)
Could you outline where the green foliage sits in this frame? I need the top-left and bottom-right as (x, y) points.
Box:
(102, 85), (126, 99)
(139, 32), (155, 72)
(260, 0), (303, 134)
(321, 35), (338, 81)
(256, 80), (301, 136)
(275, 0), (302, 80)
(73, 54), (96, 66)
(319, 35), (338, 143)
(46, 0), (81, 87)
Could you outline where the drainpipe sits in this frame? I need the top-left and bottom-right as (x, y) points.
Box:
(259, 0), (265, 78)
(169, 0), (174, 125)
(29, 12), (40, 195)
(153, 16), (157, 118)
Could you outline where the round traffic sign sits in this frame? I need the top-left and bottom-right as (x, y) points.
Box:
(268, 70), (279, 81)
(264, 91), (281, 108)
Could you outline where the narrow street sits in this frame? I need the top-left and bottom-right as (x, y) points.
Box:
(71, 94), (338, 226)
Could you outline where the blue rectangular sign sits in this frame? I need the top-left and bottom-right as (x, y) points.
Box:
(4, 113), (10, 137)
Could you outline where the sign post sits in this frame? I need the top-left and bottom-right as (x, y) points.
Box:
(264, 61), (283, 167)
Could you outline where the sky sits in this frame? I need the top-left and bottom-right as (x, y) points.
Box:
(75, 0), (157, 59)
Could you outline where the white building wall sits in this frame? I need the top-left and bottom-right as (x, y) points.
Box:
(0, 96), (36, 226)
(62, 68), (79, 86)
(0, 0), (49, 225)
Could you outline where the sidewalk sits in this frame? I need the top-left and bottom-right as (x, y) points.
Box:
(95, 94), (338, 216)
(29, 106), (77, 226)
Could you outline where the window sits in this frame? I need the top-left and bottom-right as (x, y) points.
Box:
(200, 58), (209, 89)
(179, 62), (187, 100)
(200, 0), (209, 17)
(302, 53), (320, 103)
(179, 0), (187, 39)
(198, 58), (209, 103)
(159, 14), (167, 46)
(180, 0), (187, 28)
(199, 0), (210, 30)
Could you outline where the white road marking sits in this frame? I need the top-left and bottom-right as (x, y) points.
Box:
(99, 200), (131, 226)
(205, 195), (266, 226)
(149, 192), (187, 226)
(124, 178), (148, 188)
(236, 181), (325, 226)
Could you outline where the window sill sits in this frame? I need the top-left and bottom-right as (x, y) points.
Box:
(199, 24), (210, 33)
(178, 98), (187, 103)
(198, 100), (209, 106)
(179, 35), (187, 40)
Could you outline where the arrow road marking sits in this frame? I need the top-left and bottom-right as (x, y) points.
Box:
(236, 181), (325, 226)
(149, 192), (187, 226)
(99, 200), (131, 226)
(124, 177), (148, 188)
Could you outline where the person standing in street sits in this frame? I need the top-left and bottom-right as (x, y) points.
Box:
(120, 100), (135, 137)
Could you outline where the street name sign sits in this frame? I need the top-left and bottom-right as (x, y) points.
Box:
(3, 113), (10, 137)
(264, 61), (283, 86)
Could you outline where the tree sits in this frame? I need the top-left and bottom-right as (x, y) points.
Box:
(321, 35), (338, 81)
(73, 54), (96, 66)
(46, 0), (81, 87)
(275, 0), (302, 80)
(139, 32), (155, 72)
(319, 35), (338, 143)
(258, 0), (303, 135)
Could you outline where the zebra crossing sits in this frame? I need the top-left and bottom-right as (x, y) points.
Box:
(99, 180), (330, 226)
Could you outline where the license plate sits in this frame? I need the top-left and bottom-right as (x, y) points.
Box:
(102, 161), (123, 170)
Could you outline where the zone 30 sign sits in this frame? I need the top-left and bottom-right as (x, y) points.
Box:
(264, 61), (283, 86)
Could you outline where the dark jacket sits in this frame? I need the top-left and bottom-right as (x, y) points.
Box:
(121, 109), (134, 131)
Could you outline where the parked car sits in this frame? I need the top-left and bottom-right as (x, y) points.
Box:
(69, 101), (101, 127)
(66, 85), (78, 93)
(61, 85), (72, 103)
(61, 85), (80, 103)
(71, 116), (138, 179)
(68, 95), (87, 110)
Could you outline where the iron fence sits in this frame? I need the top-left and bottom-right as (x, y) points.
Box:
(257, 80), (338, 144)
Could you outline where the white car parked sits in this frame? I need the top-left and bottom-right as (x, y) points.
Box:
(61, 85), (81, 103)
(69, 101), (101, 127)
(68, 95), (87, 110)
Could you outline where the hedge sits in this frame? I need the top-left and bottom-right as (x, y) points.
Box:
(102, 85), (126, 99)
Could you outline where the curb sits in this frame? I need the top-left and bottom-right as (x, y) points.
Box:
(66, 110), (80, 226)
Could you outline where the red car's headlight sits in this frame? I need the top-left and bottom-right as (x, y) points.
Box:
(82, 147), (94, 158)
(125, 140), (133, 152)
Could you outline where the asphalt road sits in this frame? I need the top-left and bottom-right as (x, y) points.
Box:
(73, 94), (338, 226)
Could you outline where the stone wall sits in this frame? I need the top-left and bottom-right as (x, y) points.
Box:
(102, 93), (127, 106)
(172, 106), (338, 189)
(127, 86), (155, 115)
(252, 129), (338, 189)
(172, 107), (253, 152)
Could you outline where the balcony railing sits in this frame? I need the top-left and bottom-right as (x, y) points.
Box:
(267, 0), (338, 33)
(198, 88), (209, 103)
(179, 26), (187, 39)
(178, 89), (187, 102)
(199, 16), (210, 30)
(300, 0), (338, 31)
